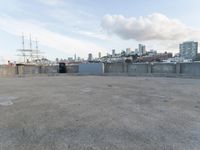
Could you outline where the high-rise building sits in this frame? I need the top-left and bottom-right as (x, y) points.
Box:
(112, 49), (116, 57)
(138, 44), (146, 55)
(134, 49), (138, 54)
(180, 41), (198, 60)
(88, 53), (93, 61)
(148, 49), (157, 56)
(98, 52), (101, 59)
(126, 48), (131, 54)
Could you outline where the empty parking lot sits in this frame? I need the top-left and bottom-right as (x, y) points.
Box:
(0, 76), (200, 150)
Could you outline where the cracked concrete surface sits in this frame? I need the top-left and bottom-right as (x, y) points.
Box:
(0, 76), (200, 150)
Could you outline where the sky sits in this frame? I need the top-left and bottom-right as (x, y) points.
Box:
(0, 0), (200, 63)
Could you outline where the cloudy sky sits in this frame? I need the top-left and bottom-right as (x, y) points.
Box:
(0, 0), (200, 63)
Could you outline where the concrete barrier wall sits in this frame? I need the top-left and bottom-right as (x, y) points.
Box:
(104, 63), (127, 73)
(40, 66), (58, 74)
(66, 65), (79, 73)
(128, 63), (148, 74)
(1, 65), (59, 77)
(0, 66), (17, 77)
(180, 63), (200, 75)
(24, 66), (40, 74)
(104, 62), (200, 76)
(17, 65), (41, 76)
(1, 63), (200, 77)
(152, 63), (176, 74)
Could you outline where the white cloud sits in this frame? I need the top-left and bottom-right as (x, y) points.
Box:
(77, 30), (110, 40)
(101, 13), (200, 45)
(0, 15), (106, 58)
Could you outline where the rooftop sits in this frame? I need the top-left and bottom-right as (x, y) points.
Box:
(0, 76), (200, 149)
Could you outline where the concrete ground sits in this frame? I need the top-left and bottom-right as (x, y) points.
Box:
(0, 76), (200, 150)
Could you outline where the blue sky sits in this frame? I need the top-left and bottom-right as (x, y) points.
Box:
(0, 0), (200, 63)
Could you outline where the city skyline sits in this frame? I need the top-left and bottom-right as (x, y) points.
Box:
(1, 0), (200, 63)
